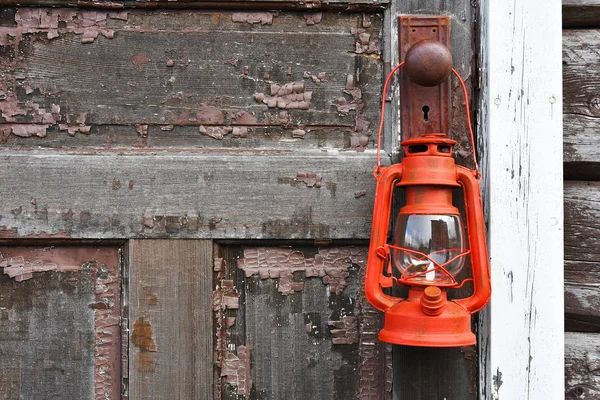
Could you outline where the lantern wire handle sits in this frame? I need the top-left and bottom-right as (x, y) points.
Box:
(374, 63), (480, 178)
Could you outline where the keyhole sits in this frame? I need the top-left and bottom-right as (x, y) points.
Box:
(422, 105), (430, 122)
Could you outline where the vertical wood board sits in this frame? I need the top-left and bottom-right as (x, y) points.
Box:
(0, 245), (121, 400)
(215, 245), (391, 400)
(128, 239), (213, 400)
(479, 0), (564, 398)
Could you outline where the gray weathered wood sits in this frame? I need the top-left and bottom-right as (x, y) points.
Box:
(216, 245), (390, 399)
(0, 150), (378, 239)
(0, 245), (121, 400)
(564, 181), (600, 263)
(565, 332), (600, 399)
(564, 182), (600, 332)
(0, 9), (382, 152)
(563, 30), (600, 177)
(565, 260), (600, 332)
(128, 239), (213, 400)
(0, 1), (389, 11)
(563, 0), (600, 28)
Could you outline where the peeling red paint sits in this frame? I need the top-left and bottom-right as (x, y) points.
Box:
(221, 345), (253, 397)
(336, 75), (371, 149)
(135, 124), (148, 137)
(303, 12), (323, 25)
(199, 125), (249, 140)
(295, 171), (322, 188)
(112, 179), (121, 190)
(352, 27), (380, 55)
(91, 257), (122, 400)
(254, 81), (311, 110)
(238, 247), (366, 295)
(213, 261), (251, 398)
(0, 256), (80, 282)
(8, 8), (120, 44)
(328, 316), (359, 345)
(131, 54), (151, 69)
(232, 12), (275, 25)
(292, 129), (306, 138)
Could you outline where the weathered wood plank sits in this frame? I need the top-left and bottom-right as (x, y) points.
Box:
(565, 332), (600, 399)
(128, 239), (213, 400)
(565, 261), (600, 332)
(564, 182), (600, 332)
(563, 30), (600, 177)
(565, 181), (600, 263)
(0, 149), (378, 239)
(0, 9), (382, 151)
(0, 0), (389, 11)
(480, 0), (564, 399)
(215, 245), (390, 399)
(0, 245), (121, 400)
(563, 0), (600, 28)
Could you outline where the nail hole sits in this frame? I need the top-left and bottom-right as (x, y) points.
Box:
(422, 105), (430, 122)
(433, 28), (437, 32)
(412, 29), (416, 33)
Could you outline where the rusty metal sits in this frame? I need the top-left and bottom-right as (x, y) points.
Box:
(405, 40), (452, 87)
(399, 16), (451, 139)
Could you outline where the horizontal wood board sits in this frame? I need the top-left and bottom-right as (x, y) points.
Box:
(563, 29), (600, 177)
(0, 9), (382, 152)
(563, 0), (600, 28)
(0, 150), (378, 239)
(128, 239), (213, 400)
(564, 181), (600, 332)
(565, 332), (600, 399)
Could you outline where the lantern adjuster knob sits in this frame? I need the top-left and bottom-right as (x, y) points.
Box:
(420, 286), (446, 316)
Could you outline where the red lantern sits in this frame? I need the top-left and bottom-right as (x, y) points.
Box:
(365, 59), (491, 347)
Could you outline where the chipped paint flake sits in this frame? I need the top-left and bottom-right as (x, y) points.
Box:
(238, 247), (366, 295)
(232, 12), (275, 25)
(254, 81), (311, 110)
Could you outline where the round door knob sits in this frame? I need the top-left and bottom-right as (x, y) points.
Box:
(405, 40), (453, 87)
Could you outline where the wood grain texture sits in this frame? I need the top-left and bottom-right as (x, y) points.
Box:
(0, 245), (121, 400)
(217, 245), (390, 400)
(479, 0), (564, 399)
(128, 239), (213, 400)
(563, 0), (600, 28)
(0, 9), (382, 152)
(0, 149), (378, 239)
(563, 29), (600, 177)
(565, 332), (600, 399)
(564, 182), (600, 333)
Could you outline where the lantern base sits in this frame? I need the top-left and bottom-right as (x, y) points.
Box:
(378, 295), (475, 347)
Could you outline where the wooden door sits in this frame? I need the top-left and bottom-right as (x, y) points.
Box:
(0, 1), (489, 399)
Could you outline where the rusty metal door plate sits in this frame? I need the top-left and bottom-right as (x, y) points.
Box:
(399, 16), (451, 140)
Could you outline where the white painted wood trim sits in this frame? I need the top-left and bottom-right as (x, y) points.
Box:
(479, 0), (564, 399)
